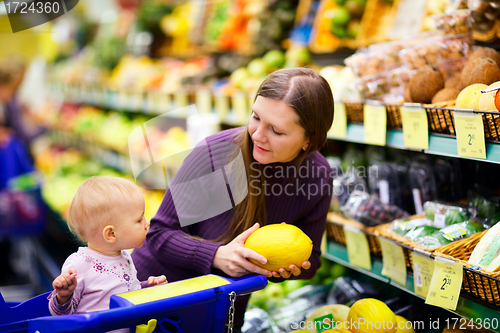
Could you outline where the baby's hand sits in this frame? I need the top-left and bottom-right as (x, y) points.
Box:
(147, 275), (167, 287)
(52, 267), (77, 304)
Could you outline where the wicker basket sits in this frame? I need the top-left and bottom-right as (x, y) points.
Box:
(424, 103), (456, 136)
(481, 112), (500, 142)
(434, 230), (500, 307)
(386, 104), (402, 128)
(376, 220), (459, 272)
(345, 103), (364, 123)
(326, 212), (382, 257)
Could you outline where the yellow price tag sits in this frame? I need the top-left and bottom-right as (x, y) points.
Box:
(196, 89), (212, 114)
(344, 225), (372, 270)
(379, 237), (406, 286)
(454, 112), (486, 159)
(364, 104), (387, 146)
(411, 250), (435, 298)
(231, 92), (249, 125)
(215, 94), (230, 121)
(175, 90), (189, 109)
(401, 105), (429, 149)
(425, 257), (463, 310)
(329, 103), (347, 139)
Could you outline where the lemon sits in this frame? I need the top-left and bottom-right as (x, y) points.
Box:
(244, 224), (313, 271)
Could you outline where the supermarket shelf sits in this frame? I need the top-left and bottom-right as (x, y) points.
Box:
(324, 241), (500, 331)
(327, 124), (500, 164)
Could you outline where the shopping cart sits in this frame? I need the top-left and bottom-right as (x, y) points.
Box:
(0, 274), (268, 333)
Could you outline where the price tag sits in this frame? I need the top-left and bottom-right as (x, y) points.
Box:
(231, 92), (249, 125)
(411, 250), (435, 298)
(344, 225), (372, 270)
(214, 94), (230, 121)
(363, 104), (387, 146)
(158, 93), (172, 114)
(454, 112), (486, 159)
(175, 90), (189, 109)
(196, 89), (212, 114)
(425, 257), (463, 310)
(329, 102), (347, 139)
(401, 105), (429, 150)
(379, 237), (406, 286)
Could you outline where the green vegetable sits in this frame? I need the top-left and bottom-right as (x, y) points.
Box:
(445, 208), (466, 226)
(405, 225), (440, 241)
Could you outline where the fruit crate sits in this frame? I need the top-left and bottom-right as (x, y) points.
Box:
(326, 212), (382, 257)
(344, 103), (402, 128)
(434, 230), (500, 309)
(423, 106), (500, 143)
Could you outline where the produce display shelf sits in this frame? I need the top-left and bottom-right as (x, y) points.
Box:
(324, 241), (500, 332)
(327, 124), (500, 164)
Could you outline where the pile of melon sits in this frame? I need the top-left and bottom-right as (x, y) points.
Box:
(290, 298), (414, 333)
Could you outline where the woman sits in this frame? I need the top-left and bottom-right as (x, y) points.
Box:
(132, 67), (334, 331)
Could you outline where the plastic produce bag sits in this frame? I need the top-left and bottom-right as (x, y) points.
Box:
(368, 162), (402, 206)
(408, 159), (437, 215)
(341, 191), (408, 227)
(423, 201), (476, 228)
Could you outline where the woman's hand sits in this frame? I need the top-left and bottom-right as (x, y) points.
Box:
(271, 261), (311, 279)
(213, 223), (273, 278)
(52, 267), (77, 304)
(147, 275), (167, 286)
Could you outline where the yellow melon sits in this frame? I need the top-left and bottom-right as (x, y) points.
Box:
(244, 224), (313, 271)
(347, 298), (397, 333)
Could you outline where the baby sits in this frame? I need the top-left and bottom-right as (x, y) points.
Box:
(48, 176), (166, 318)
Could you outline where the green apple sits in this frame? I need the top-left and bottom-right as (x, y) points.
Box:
(330, 7), (351, 26)
(247, 58), (269, 77)
(230, 67), (250, 89)
(262, 49), (286, 70)
(264, 283), (285, 299)
(284, 280), (305, 294)
(330, 24), (348, 38)
(330, 263), (348, 279)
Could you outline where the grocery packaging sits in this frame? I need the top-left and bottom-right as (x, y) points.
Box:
(390, 217), (432, 236)
(408, 160), (437, 215)
(368, 162), (402, 207)
(412, 220), (484, 249)
(468, 220), (500, 271)
(432, 9), (473, 36)
(433, 158), (464, 202)
(423, 201), (476, 228)
(341, 191), (408, 227)
(468, 186), (500, 226)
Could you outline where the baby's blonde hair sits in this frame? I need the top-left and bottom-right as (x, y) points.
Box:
(68, 176), (144, 243)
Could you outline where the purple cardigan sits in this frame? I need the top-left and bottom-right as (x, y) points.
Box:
(132, 127), (333, 283)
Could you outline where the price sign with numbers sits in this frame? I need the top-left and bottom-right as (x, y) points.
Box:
(411, 250), (435, 298)
(379, 237), (406, 286)
(344, 225), (372, 270)
(329, 103), (347, 139)
(425, 257), (463, 310)
(364, 104), (387, 146)
(401, 105), (429, 150)
(454, 112), (486, 159)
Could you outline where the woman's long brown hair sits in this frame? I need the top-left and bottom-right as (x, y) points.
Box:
(216, 67), (334, 244)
